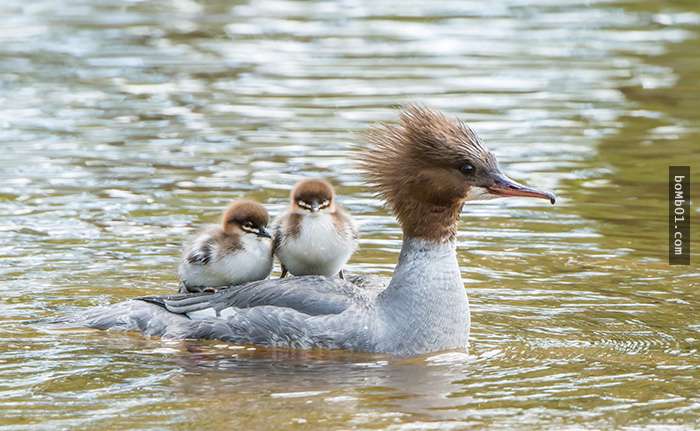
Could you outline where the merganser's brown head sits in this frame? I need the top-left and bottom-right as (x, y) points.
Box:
(360, 105), (555, 242)
(290, 179), (337, 215)
(222, 200), (271, 238)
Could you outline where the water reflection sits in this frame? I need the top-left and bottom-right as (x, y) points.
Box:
(1, 0), (699, 429)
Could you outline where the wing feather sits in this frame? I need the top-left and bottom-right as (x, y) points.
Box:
(138, 275), (383, 317)
(186, 239), (214, 265)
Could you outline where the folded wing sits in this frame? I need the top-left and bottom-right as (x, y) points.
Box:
(138, 275), (384, 317)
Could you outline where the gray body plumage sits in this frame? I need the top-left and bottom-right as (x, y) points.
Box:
(78, 237), (470, 357)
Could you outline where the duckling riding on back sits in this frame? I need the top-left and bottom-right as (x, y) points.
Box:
(273, 179), (358, 279)
(178, 200), (273, 293)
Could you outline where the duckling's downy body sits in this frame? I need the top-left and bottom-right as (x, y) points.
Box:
(273, 179), (357, 278)
(178, 200), (273, 292)
(78, 106), (555, 357)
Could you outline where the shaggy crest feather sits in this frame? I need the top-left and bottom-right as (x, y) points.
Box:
(358, 105), (496, 241)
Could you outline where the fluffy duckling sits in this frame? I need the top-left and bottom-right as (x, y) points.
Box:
(178, 200), (273, 293)
(273, 179), (357, 279)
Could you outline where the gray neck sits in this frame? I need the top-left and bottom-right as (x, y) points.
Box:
(375, 237), (470, 356)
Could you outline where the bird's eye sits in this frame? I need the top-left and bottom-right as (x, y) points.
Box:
(243, 222), (253, 228)
(460, 163), (475, 175)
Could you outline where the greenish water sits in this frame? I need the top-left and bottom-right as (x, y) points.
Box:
(1, 0), (699, 429)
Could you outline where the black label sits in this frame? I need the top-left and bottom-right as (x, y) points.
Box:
(669, 166), (690, 265)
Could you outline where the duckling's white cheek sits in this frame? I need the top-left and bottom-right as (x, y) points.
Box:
(465, 186), (495, 201)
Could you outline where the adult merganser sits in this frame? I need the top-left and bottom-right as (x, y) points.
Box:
(80, 105), (555, 357)
(178, 200), (273, 293)
(273, 179), (358, 279)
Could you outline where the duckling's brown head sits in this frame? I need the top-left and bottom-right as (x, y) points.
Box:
(222, 200), (271, 238)
(360, 105), (555, 242)
(290, 179), (336, 214)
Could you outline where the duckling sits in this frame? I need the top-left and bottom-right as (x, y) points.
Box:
(272, 179), (357, 279)
(178, 200), (273, 293)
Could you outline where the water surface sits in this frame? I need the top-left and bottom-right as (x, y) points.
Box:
(0, 0), (699, 429)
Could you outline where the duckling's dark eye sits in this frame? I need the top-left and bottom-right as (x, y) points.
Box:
(460, 163), (475, 176)
(243, 221), (253, 228)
